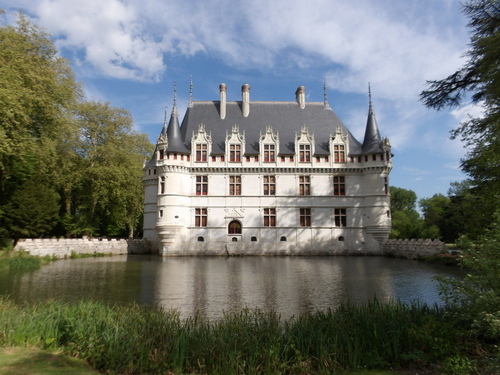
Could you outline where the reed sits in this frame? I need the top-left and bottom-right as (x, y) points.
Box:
(0, 298), (469, 374)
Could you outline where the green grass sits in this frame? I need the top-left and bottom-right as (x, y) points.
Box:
(0, 249), (56, 271)
(0, 347), (98, 375)
(0, 297), (484, 375)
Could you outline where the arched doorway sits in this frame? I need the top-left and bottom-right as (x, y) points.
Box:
(228, 220), (242, 235)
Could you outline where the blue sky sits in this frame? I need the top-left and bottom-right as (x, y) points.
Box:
(2, 0), (480, 202)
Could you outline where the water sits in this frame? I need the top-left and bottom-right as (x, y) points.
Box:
(0, 255), (461, 319)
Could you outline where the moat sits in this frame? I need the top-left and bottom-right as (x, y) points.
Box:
(0, 255), (461, 319)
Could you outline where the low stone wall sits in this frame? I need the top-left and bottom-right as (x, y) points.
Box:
(382, 238), (447, 259)
(14, 238), (151, 258)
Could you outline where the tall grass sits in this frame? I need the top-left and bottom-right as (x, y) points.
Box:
(0, 298), (468, 374)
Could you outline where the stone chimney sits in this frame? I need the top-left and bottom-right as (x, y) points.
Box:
(241, 83), (250, 117)
(219, 83), (227, 120)
(295, 85), (305, 109)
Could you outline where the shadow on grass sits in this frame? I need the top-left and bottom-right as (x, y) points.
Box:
(0, 347), (97, 375)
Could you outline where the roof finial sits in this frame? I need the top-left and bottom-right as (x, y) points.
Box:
(189, 75), (193, 107)
(323, 77), (331, 109)
(368, 82), (373, 109)
(171, 81), (178, 117)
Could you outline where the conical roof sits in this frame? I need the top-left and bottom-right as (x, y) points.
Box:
(361, 87), (383, 154)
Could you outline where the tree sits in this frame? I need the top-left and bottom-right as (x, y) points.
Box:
(390, 187), (423, 239)
(419, 194), (450, 241)
(3, 179), (60, 245)
(437, 210), (500, 340)
(0, 12), (81, 199)
(420, 0), (500, 236)
(68, 100), (153, 237)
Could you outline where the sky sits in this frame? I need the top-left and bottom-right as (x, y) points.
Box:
(1, 0), (479, 201)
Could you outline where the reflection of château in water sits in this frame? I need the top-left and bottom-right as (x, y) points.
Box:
(143, 81), (392, 255)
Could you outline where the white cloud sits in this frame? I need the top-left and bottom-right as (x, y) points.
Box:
(5, 0), (468, 93)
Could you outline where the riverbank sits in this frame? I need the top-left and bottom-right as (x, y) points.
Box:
(0, 298), (496, 375)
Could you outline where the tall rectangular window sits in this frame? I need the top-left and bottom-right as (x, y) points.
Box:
(333, 176), (345, 196)
(334, 208), (347, 227)
(334, 145), (345, 163)
(263, 175), (276, 196)
(196, 144), (207, 162)
(384, 177), (389, 195)
(195, 208), (207, 227)
(196, 175), (208, 195)
(263, 208), (276, 227)
(263, 144), (275, 162)
(300, 208), (311, 227)
(299, 144), (311, 162)
(160, 176), (165, 194)
(229, 175), (241, 195)
(229, 144), (241, 162)
(299, 176), (310, 196)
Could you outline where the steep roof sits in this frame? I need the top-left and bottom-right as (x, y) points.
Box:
(180, 101), (363, 156)
(164, 104), (191, 154)
(361, 89), (384, 154)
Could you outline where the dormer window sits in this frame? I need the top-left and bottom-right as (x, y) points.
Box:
(334, 145), (345, 163)
(229, 144), (241, 162)
(196, 144), (207, 162)
(299, 144), (311, 162)
(263, 144), (275, 162)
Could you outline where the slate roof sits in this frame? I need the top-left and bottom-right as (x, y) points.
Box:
(178, 101), (368, 156)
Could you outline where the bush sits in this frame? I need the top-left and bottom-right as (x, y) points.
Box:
(437, 210), (500, 340)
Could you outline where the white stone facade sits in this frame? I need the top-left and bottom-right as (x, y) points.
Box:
(143, 83), (392, 256)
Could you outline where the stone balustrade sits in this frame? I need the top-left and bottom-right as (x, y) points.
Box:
(14, 237), (151, 258)
(382, 238), (447, 259)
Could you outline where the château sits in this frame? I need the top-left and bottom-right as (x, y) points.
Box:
(143, 82), (392, 255)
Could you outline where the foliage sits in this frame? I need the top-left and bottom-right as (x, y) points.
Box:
(419, 194), (450, 241)
(0, 298), (472, 374)
(437, 211), (500, 341)
(390, 187), (423, 239)
(2, 179), (60, 244)
(420, 0), (500, 235)
(0, 12), (154, 241)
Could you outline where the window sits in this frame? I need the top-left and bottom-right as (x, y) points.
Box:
(211, 156), (216, 162)
(196, 144), (207, 162)
(300, 208), (311, 227)
(229, 175), (241, 195)
(229, 144), (241, 162)
(264, 208), (276, 227)
(263, 175), (276, 196)
(228, 220), (242, 234)
(334, 145), (345, 163)
(334, 208), (347, 227)
(159, 210), (163, 218)
(299, 176), (310, 196)
(263, 144), (275, 162)
(160, 176), (165, 194)
(251, 236), (257, 242)
(195, 208), (207, 227)
(280, 236), (287, 241)
(196, 175), (208, 195)
(159, 149), (164, 160)
(197, 236), (204, 242)
(372, 155), (377, 161)
(333, 176), (345, 196)
(299, 144), (311, 162)
(384, 177), (389, 195)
